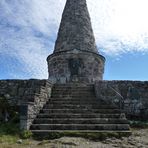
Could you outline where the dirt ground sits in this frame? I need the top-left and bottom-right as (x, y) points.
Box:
(0, 128), (148, 148)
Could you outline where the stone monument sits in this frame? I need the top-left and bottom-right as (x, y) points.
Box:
(47, 0), (105, 84)
(1, 0), (148, 134)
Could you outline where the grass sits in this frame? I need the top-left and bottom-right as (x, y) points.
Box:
(1, 119), (148, 145)
(0, 121), (131, 143)
(0, 122), (34, 148)
(0, 96), (23, 145)
(0, 122), (20, 144)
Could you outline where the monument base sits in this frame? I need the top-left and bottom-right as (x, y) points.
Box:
(47, 49), (105, 84)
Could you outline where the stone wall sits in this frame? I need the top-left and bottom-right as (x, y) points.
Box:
(95, 81), (148, 120)
(1, 79), (148, 128)
(0, 79), (52, 130)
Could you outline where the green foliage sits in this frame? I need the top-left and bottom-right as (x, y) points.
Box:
(0, 96), (33, 141)
(0, 121), (20, 144)
(20, 130), (33, 139)
(0, 96), (9, 109)
(0, 96), (19, 123)
(0, 122), (20, 135)
(130, 120), (148, 128)
(0, 135), (19, 144)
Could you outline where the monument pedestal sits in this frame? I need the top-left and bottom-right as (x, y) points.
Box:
(47, 49), (105, 84)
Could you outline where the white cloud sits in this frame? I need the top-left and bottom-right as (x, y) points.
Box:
(0, 0), (66, 78)
(87, 0), (148, 55)
(0, 0), (148, 78)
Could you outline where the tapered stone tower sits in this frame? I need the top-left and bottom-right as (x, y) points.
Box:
(47, 0), (105, 84)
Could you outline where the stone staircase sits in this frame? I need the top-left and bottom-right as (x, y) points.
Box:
(30, 84), (131, 136)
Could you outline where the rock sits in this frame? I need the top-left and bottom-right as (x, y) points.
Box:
(17, 139), (23, 144)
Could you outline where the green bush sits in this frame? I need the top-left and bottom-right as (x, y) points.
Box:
(0, 122), (20, 135)
(130, 120), (148, 128)
(0, 96), (19, 123)
(20, 130), (33, 139)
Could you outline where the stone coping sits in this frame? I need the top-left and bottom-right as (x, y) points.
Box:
(95, 80), (148, 83)
(47, 49), (105, 61)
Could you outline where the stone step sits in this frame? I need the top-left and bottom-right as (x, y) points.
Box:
(52, 86), (94, 90)
(29, 83), (130, 135)
(48, 100), (101, 105)
(44, 104), (117, 109)
(37, 113), (123, 119)
(33, 118), (129, 124)
(47, 99), (107, 104)
(51, 95), (96, 98)
(51, 94), (95, 97)
(30, 124), (130, 131)
(52, 90), (94, 93)
(40, 109), (121, 114)
(53, 84), (94, 88)
(52, 90), (94, 95)
(52, 88), (94, 91)
(31, 130), (132, 138)
(48, 98), (98, 102)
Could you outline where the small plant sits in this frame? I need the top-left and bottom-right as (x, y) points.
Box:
(20, 130), (33, 139)
(0, 122), (20, 135)
(130, 120), (148, 128)
(0, 135), (19, 144)
(0, 96), (19, 123)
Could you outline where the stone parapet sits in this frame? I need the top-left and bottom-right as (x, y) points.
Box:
(0, 79), (52, 130)
(95, 80), (148, 120)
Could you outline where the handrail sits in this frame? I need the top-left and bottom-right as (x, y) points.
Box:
(108, 86), (124, 110)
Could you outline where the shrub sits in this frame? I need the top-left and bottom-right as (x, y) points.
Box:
(20, 130), (33, 139)
(0, 96), (19, 123)
(130, 120), (148, 128)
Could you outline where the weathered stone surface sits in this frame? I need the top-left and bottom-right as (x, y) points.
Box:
(47, 49), (105, 83)
(0, 80), (51, 104)
(95, 81), (148, 120)
(54, 0), (98, 53)
(0, 79), (52, 130)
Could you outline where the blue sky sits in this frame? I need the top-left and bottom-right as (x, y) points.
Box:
(0, 0), (148, 81)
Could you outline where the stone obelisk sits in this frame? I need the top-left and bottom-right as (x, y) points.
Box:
(47, 0), (105, 84)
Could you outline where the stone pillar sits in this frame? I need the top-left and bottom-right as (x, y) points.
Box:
(20, 103), (34, 130)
